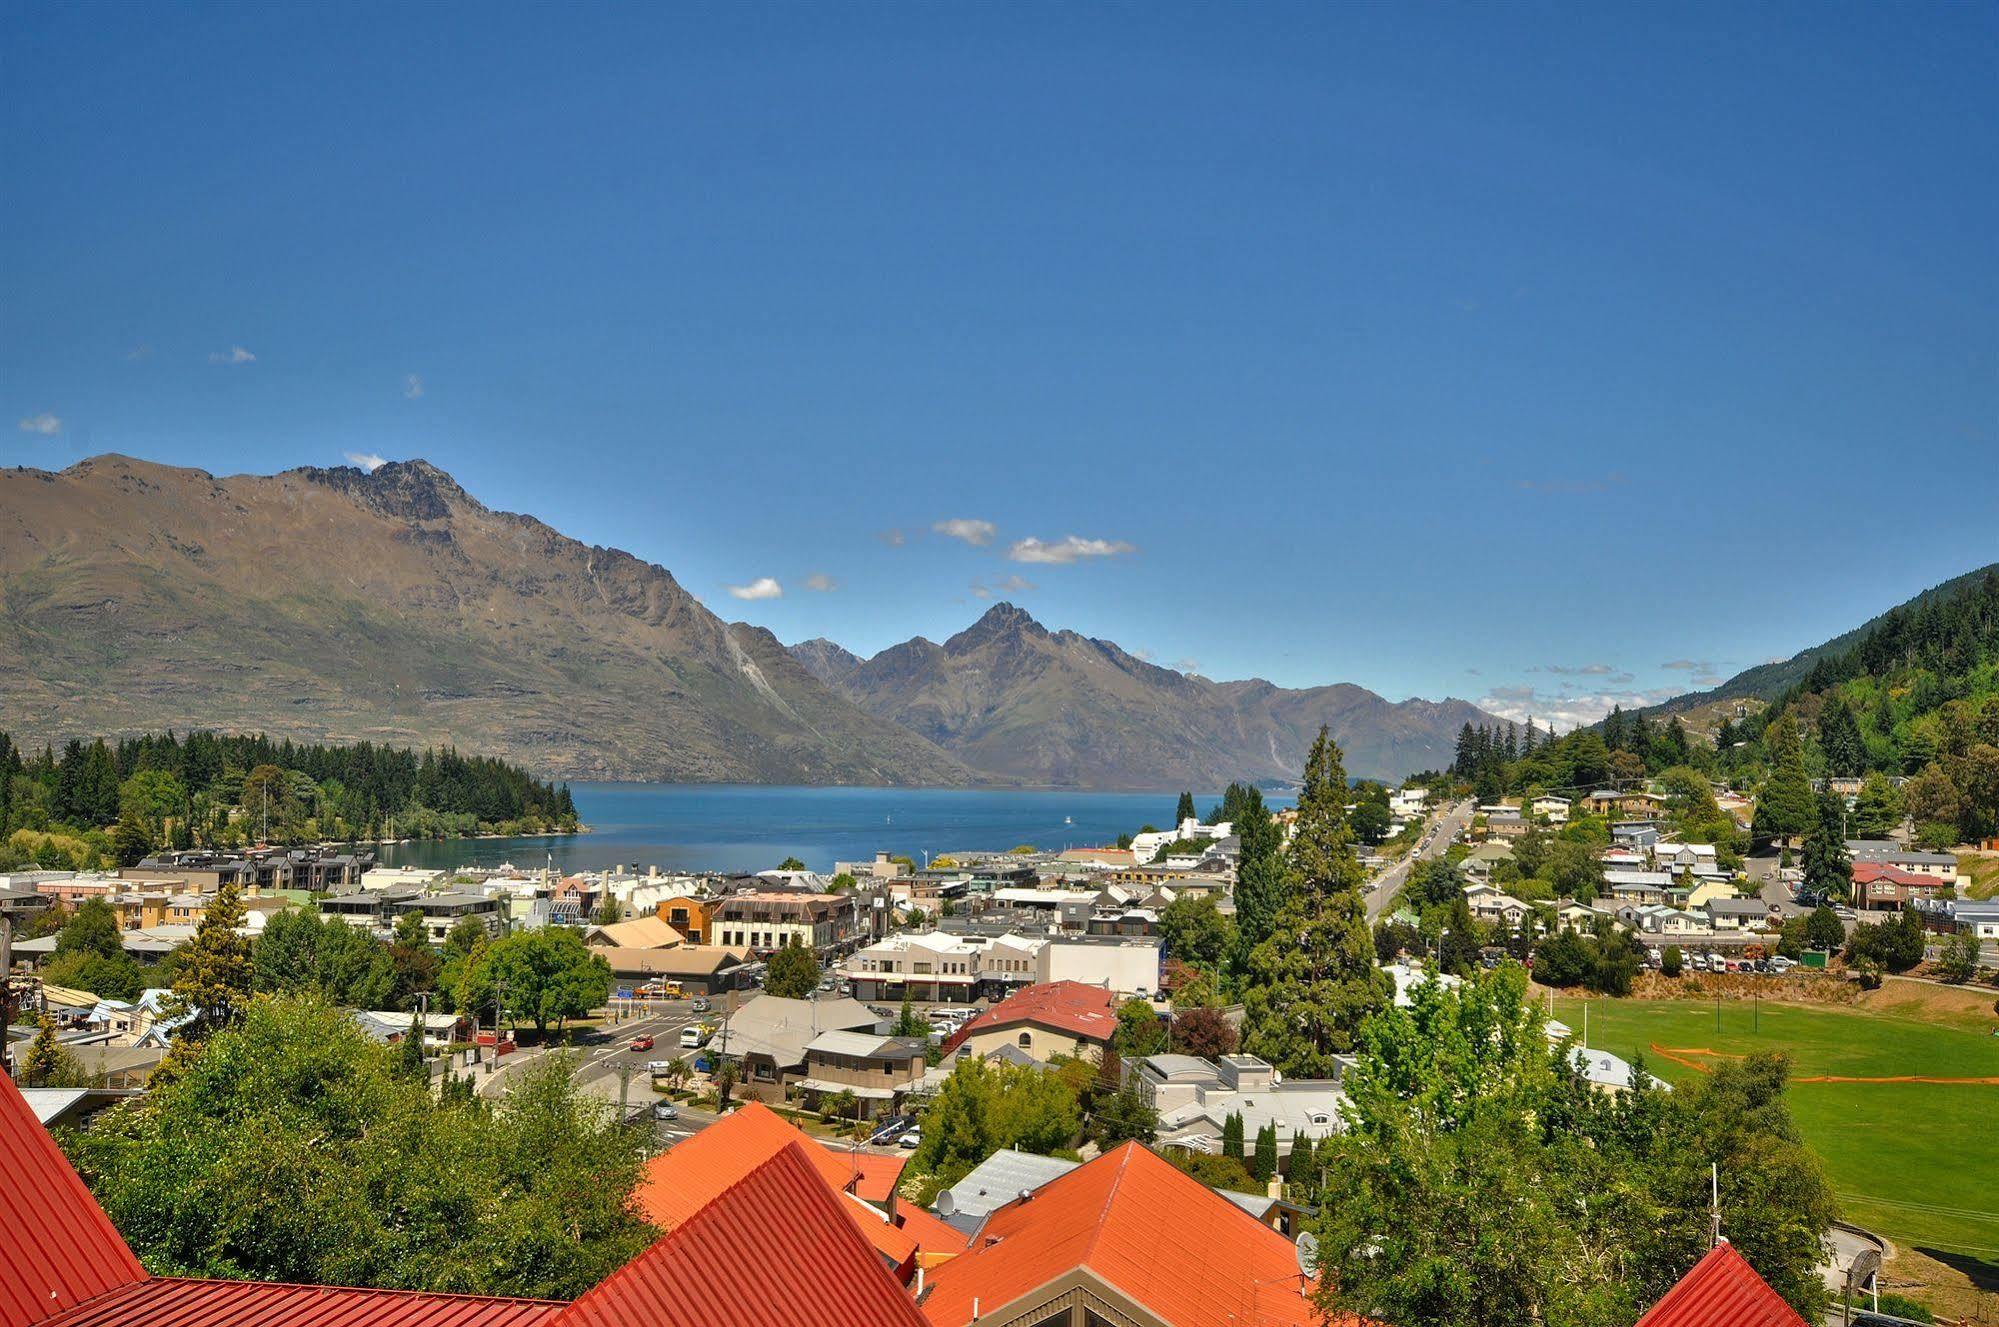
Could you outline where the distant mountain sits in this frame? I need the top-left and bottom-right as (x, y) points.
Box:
(1646, 563), (1999, 716)
(791, 602), (1500, 787)
(0, 456), (976, 786)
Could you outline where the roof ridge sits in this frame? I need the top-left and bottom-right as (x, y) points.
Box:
(149, 1276), (570, 1307)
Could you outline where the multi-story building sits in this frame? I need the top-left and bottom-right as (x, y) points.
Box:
(1846, 841), (1959, 886)
(713, 891), (859, 956)
(796, 1030), (930, 1119)
(1849, 862), (1954, 911)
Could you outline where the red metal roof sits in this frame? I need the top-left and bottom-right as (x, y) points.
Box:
(1635, 1242), (1809, 1327)
(39, 1280), (560, 1327)
(919, 1142), (1331, 1327)
(633, 1101), (923, 1272)
(0, 1072), (146, 1327)
(1850, 862), (1937, 888)
(558, 1143), (929, 1327)
(940, 981), (1120, 1054)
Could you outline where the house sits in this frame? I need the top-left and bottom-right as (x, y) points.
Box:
(1584, 789), (1662, 817)
(388, 890), (504, 945)
(934, 1150), (1081, 1236)
(1918, 898), (1999, 941)
(916, 1141), (1320, 1327)
(653, 893), (720, 944)
(591, 943), (754, 995)
(1619, 904), (1711, 938)
(1555, 901), (1604, 933)
(1604, 871), (1674, 906)
(1484, 810), (1529, 839)
(1391, 787), (1430, 817)
(1531, 794), (1571, 824)
(716, 994), (884, 1102)
(1381, 961), (1464, 1007)
(941, 980), (1120, 1063)
(1611, 821), (1662, 849)
(1846, 840), (1959, 885)
(1849, 862), (1954, 911)
(797, 1030), (930, 1118)
(1139, 1053), (1347, 1160)
(1463, 883), (1531, 927)
(1705, 897), (1774, 932)
(1566, 1044), (1666, 1094)
(585, 914), (685, 950)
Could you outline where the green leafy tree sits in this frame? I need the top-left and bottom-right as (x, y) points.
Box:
(911, 1058), (1083, 1188)
(1157, 894), (1233, 969)
(1087, 1082), (1158, 1148)
(1660, 945), (1683, 978)
(775, 856), (807, 871)
(64, 995), (654, 1299)
(1803, 905), (1847, 952)
(23, 1012), (88, 1086)
(462, 927), (612, 1035)
(56, 897), (124, 959)
(1934, 931), (1979, 984)
(762, 938), (821, 999)
(1817, 698), (1867, 778)
(1240, 729), (1388, 1074)
(892, 997), (929, 1037)
(1113, 997), (1167, 1058)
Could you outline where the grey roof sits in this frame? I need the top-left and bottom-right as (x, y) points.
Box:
(1219, 1190), (1278, 1219)
(720, 994), (881, 1067)
(1846, 841), (1958, 866)
(18, 1088), (88, 1124)
(935, 1151), (1082, 1231)
(1706, 898), (1770, 917)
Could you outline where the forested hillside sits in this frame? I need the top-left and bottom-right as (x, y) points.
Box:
(0, 729), (578, 871)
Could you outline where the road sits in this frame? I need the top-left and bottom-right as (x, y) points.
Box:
(1365, 798), (1475, 921)
(472, 999), (710, 1103)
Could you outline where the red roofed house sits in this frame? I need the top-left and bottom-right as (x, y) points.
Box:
(1635, 1240), (1808, 1327)
(0, 1071), (925, 1327)
(1849, 862), (1953, 911)
(917, 1140), (1329, 1327)
(941, 980), (1121, 1063)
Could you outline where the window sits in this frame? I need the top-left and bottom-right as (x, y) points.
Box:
(1019, 1031), (1032, 1048)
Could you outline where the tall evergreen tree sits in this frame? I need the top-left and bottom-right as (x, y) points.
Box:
(1175, 791), (1197, 827)
(1754, 714), (1817, 846)
(1241, 728), (1389, 1075)
(1801, 790), (1853, 904)
(169, 879), (255, 1041)
(1230, 786), (1288, 955)
(1817, 698), (1866, 777)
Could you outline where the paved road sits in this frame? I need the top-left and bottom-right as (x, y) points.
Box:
(473, 1001), (708, 1101)
(1365, 798), (1475, 921)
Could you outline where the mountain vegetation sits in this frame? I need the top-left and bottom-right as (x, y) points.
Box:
(0, 727), (577, 871)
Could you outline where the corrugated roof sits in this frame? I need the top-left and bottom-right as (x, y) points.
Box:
(559, 1144), (928, 1327)
(920, 1142), (1331, 1327)
(39, 1279), (561, 1327)
(1634, 1242), (1808, 1327)
(0, 1071), (146, 1327)
(633, 1103), (920, 1271)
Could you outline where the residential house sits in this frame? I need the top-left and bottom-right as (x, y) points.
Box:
(1531, 794), (1572, 824)
(388, 891), (503, 945)
(1583, 790), (1665, 818)
(1850, 861), (1955, 910)
(797, 1030), (930, 1118)
(1704, 897), (1773, 932)
(1604, 870), (1674, 907)
(1463, 882), (1532, 927)
(717, 994), (884, 1102)
(1137, 1053), (1347, 1161)
(941, 981), (1120, 1063)
(1846, 840), (1959, 885)
(1484, 810), (1529, 839)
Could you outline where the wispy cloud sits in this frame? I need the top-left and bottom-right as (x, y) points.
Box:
(726, 577), (783, 601)
(17, 412), (61, 436)
(933, 518), (996, 547)
(803, 572), (839, 593)
(125, 344), (153, 362)
(1538, 662), (1616, 676)
(1478, 682), (1681, 730)
(1175, 658), (1202, 674)
(1661, 659), (1719, 673)
(1007, 534), (1136, 565)
(208, 345), (256, 365)
(874, 528), (907, 547)
(1693, 675), (1724, 687)
(344, 451), (388, 472)
(969, 573), (1037, 600)
(403, 373), (424, 399)
(1514, 472), (1626, 495)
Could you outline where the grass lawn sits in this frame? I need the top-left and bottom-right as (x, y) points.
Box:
(1550, 992), (1999, 1269)
(1956, 851), (1999, 900)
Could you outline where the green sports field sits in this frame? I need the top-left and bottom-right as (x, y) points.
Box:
(1549, 990), (1999, 1266)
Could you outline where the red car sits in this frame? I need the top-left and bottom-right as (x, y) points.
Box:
(630, 1035), (655, 1051)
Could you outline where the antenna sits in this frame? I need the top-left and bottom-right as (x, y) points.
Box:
(1709, 1162), (1721, 1248)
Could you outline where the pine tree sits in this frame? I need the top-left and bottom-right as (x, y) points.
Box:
(1251, 1121), (1279, 1183)
(1231, 787), (1288, 955)
(1240, 728), (1389, 1075)
(1222, 1110), (1245, 1161)
(1175, 791), (1197, 827)
(1801, 790), (1853, 904)
(169, 878), (255, 1040)
(1817, 698), (1867, 777)
(1755, 714), (1817, 846)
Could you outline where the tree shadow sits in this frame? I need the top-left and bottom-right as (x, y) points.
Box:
(1915, 1247), (1999, 1293)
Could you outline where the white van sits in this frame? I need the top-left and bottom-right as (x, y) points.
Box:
(679, 1025), (712, 1049)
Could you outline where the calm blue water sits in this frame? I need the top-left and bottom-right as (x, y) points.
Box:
(377, 783), (1290, 875)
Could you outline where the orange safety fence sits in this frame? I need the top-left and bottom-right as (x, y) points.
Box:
(1647, 1043), (1999, 1085)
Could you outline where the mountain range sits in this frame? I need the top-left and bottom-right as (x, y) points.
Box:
(0, 455), (1496, 788)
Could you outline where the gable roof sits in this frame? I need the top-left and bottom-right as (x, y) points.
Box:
(0, 1071), (145, 1327)
(1635, 1241), (1808, 1327)
(940, 981), (1119, 1053)
(559, 1144), (928, 1327)
(584, 915), (683, 950)
(40, 1280), (560, 1327)
(919, 1142), (1323, 1327)
(633, 1102), (919, 1270)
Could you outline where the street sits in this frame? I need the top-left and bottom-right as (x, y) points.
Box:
(1365, 798), (1475, 921)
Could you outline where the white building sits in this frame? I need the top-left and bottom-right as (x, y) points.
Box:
(358, 866), (447, 892)
(1391, 788), (1430, 818)
(1037, 938), (1162, 996)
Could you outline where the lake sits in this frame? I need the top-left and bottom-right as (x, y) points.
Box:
(377, 782), (1292, 875)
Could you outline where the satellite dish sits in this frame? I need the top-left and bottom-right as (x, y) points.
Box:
(935, 1191), (956, 1216)
(1295, 1231), (1320, 1277)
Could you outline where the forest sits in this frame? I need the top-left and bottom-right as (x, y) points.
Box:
(0, 729), (578, 871)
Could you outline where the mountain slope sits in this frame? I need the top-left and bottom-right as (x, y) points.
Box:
(794, 603), (1499, 786)
(1647, 563), (1999, 715)
(0, 455), (975, 786)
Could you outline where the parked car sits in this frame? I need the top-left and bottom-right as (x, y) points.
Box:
(679, 1025), (712, 1049)
(690, 998), (711, 1013)
(647, 1060), (679, 1075)
(630, 1035), (655, 1051)
(654, 1102), (679, 1121)
(897, 1130), (921, 1149)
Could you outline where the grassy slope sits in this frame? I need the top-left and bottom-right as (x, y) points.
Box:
(1551, 991), (1999, 1263)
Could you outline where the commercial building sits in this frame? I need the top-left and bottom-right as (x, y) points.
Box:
(713, 892), (859, 956)
(1846, 840), (1959, 884)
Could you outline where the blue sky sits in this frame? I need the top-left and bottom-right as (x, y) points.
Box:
(6, 2), (1995, 729)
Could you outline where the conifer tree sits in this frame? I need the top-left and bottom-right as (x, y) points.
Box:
(170, 878), (255, 1040)
(1252, 1121), (1280, 1183)
(1222, 1110), (1246, 1161)
(1755, 714), (1817, 847)
(1175, 791), (1197, 826)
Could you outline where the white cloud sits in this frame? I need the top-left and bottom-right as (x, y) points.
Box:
(1478, 683), (1681, 730)
(344, 451), (388, 472)
(726, 577), (783, 601)
(208, 346), (256, 365)
(125, 344), (153, 362)
(1539, 662), (1615, 676)
(970, 572), (1038, 600)
(803, 572), (839, 593)
(1175, 658), (1202, 674)
(1007, 534), (1136, 565)
(403, 373), (424, 399)
(17, 412), (61, 436)
(933, 518), (996, 547)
